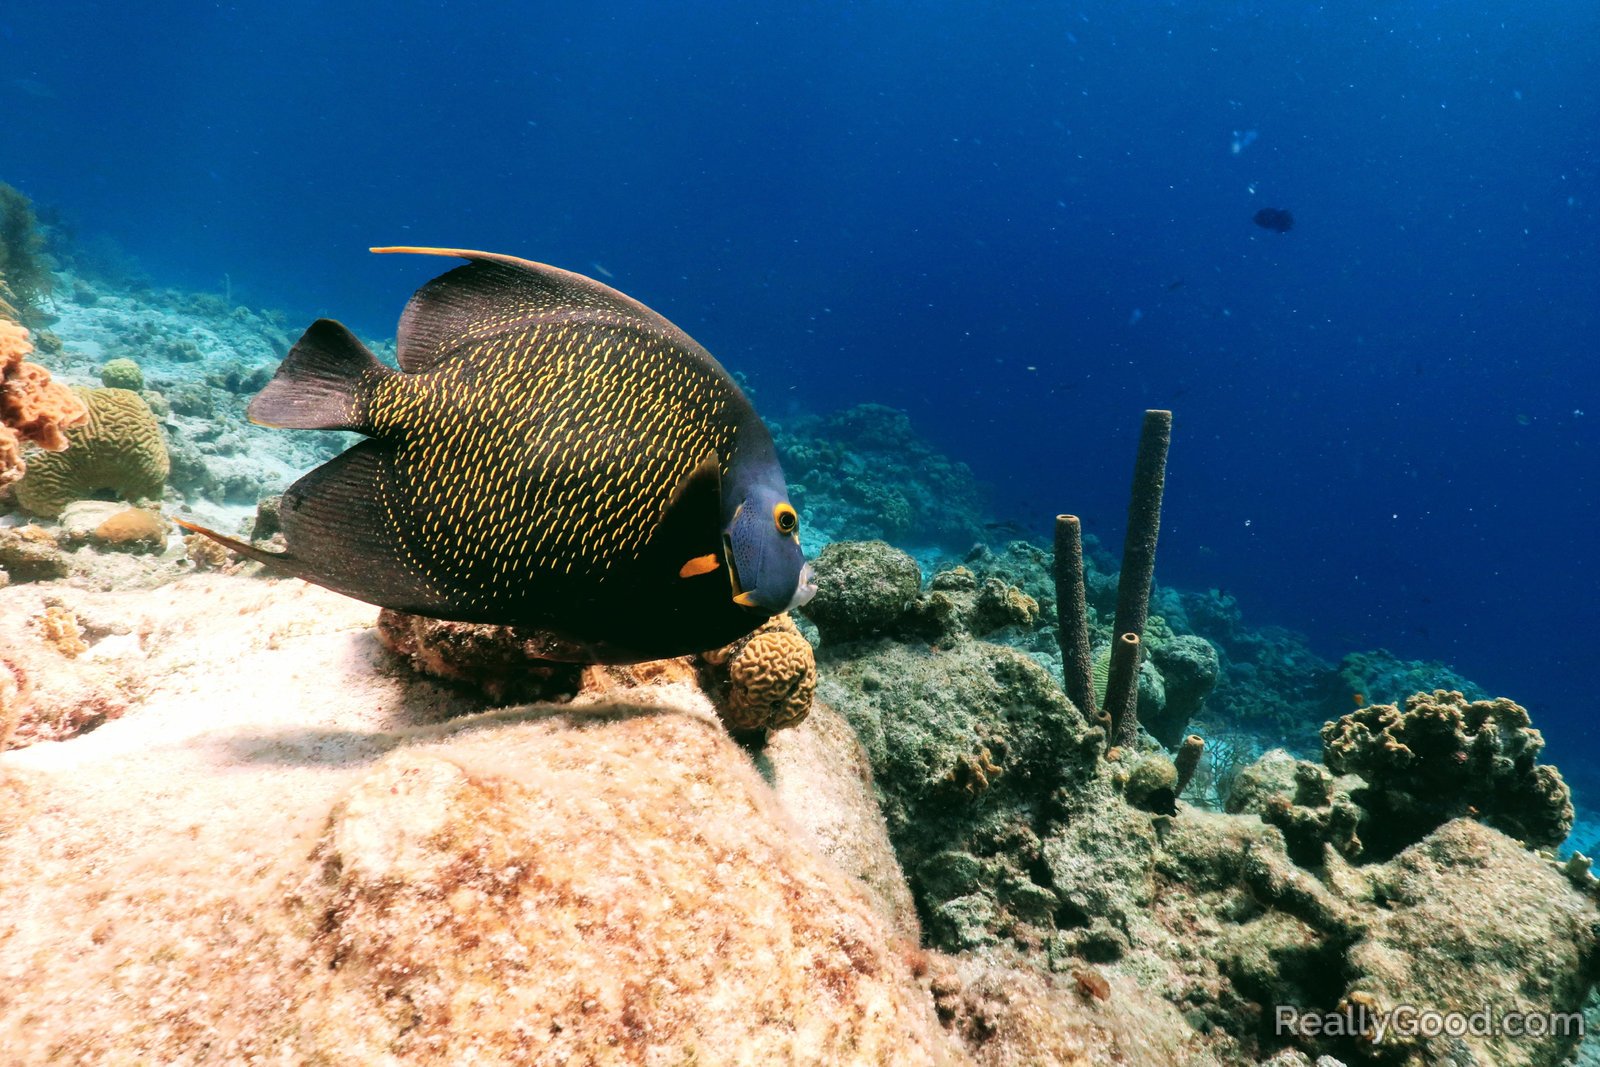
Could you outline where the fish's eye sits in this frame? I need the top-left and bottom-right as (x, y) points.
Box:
(773, 503), (798, 535)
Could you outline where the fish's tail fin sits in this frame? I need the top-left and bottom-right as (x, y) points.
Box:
(173, 518), (303, 573)
(248, 319), (393, 432)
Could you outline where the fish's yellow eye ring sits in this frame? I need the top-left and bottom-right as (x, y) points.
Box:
(774, 503), (799, 535)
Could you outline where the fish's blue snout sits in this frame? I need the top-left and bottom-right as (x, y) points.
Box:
(727, 489), (813, 614)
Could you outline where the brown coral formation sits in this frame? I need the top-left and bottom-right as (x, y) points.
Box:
(1321, 688), (1573, 856)
(702, 612), (817, 733)
(37, 603), (88, 658)
(0, 317), (88, 489)
(91, 506), (168, 552)
(374, 609), (587, 703)
(14, 385), (169, 517)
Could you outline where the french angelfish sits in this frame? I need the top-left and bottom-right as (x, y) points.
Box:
(178, 247), (815, 663)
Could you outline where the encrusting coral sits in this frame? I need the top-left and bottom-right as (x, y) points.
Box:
(14, 386), (168, 518)
(700, 612), (817, 733)
(1, 318), (88, 489)
(1321, 688), (1573, 856)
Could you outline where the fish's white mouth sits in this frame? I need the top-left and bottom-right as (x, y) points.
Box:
(785, 563), (817, 611)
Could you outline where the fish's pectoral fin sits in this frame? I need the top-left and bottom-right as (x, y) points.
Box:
(641, 451), (727, 585)
(732, 592), (761, 608)
(370, 246), (698, 374)
(173, 518), (301, 573)
(678, 553), (721, 579)
(249, 319), (393, 433)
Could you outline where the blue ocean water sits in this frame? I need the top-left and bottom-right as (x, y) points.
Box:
(3, 2), (1596, 762)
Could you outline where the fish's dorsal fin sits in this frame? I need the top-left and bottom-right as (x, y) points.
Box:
(249, 319), (392, 432)
(371, 246), (703, 374)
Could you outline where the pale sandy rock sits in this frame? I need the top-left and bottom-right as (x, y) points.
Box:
(765, 700), (923, 943)
(0, 573), (959, 1065)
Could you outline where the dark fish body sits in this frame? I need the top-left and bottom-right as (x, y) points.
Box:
(181, 248), (813, 662)
(1253, 207), (1294, 233)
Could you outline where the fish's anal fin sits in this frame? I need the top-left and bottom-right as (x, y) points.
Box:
(370, 246), (702, 375)
(248, 319), (392, 433)
(172, 518), (300, 574)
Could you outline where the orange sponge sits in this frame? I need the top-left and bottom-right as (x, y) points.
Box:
(1, 318), (88, 488)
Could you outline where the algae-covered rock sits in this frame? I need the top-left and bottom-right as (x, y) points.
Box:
(1228, 749), (1364, 865)
(1343, 819), (1597, 1067)
(0, 524), (68, 582)
(1147, 634), (1220, 747)
(819, 634), (1099, 951)
(801, 539), (922, 643)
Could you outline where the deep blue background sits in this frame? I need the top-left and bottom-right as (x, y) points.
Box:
(3, 3), (1597, 756)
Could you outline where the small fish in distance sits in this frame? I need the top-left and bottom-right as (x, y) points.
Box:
(178, 247), (815, 663)
(1253, 207), (1294, 233)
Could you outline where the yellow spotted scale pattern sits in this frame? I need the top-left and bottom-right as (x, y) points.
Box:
(363, 309), (740, 615)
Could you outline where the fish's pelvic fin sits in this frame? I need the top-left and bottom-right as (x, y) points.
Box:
(248, 319), (393, 433)
(173, 518), (301, 573)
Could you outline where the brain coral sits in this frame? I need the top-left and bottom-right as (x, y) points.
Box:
(14, 387), (168, 518)
(703, 613), (817, 733)
(1, 319), (88, 489)
(1322, 688), (1573, 856)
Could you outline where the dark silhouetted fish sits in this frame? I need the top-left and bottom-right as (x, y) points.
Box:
(178, 247), (814, 663)
(1253, 207), (1294, 233)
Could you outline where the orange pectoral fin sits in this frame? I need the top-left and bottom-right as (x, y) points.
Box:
(678, 553), (720, 579)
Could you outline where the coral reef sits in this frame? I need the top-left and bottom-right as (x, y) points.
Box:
(1145, 633), (1221, 747)
(700, 612), (817, 733)
(774, 404), (987, 548)
(1321, 689), (1573, 856)
(1337, 648), (1486, 708)
(1, 318), (89, 489)
(14, 386), (169, 517)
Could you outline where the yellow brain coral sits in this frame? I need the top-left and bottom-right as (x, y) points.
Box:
(705, 614), (817, 733)
(1, 318), (88, 489)
(14, 386), (168, 518)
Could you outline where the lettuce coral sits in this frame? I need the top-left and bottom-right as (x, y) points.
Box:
(1, 318), (88, 490)
(14, 386), (168, 518)
(1321, 688), (1573, 856)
